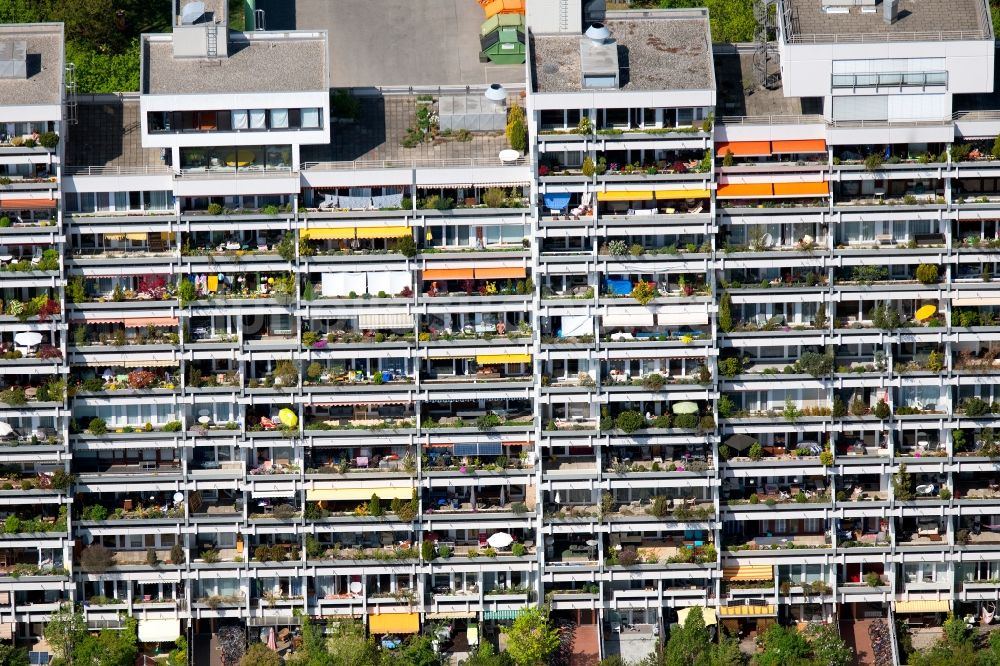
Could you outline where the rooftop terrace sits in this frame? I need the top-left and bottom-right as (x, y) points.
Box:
(713, 51), (822, 120)
(0, 24), (63, 107)
(300, 94), (515, 169)
(65, 101), (164, 172)
(531, 11), (714, 94)
(780, 0), (991, 43)
(141, 32), (328, 95)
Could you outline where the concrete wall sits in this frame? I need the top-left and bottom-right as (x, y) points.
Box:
(527, 0), (582, 34)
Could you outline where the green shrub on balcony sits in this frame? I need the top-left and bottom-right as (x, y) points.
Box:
(748, 442), (763, 461)
(718, 357), (742, 377)
(674, 413), (698, 430)
(915, 264), (939, 284)
(615, 410), (645, 433)
(873, 400), (890, 420)
(964, 397), (991, 417)
(81, 505), (107, 521)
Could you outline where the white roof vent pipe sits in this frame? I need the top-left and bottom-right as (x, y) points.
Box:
(585, 22), (611, 45)
(485, 83), (507, 104)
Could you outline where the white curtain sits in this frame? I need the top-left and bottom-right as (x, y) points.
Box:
(232, 110), (248, 130)
(249, 109), (266, 129)
(321, 272), (365, 297)
(301, 107), (321, 128)
(269, 109), (289, 128)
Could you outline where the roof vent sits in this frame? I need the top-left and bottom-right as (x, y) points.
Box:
(484, 83), (507, 103)
(181, 1), (205, 25)
(585, 22), (611, 44)
(883, 0), (898, 24)
(0, 41), (27, 80)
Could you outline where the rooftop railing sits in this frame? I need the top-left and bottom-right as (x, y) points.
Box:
(301, 156), (527, 171)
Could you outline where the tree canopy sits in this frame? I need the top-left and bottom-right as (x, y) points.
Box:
(503, 608), (561, 666)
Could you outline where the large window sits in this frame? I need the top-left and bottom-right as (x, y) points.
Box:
(148, 107), (323, 133)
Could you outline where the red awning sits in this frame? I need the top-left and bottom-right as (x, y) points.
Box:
(0, 198), (57, 209)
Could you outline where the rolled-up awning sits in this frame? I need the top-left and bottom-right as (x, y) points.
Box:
(604, 313), (655, 327)
(474, 266), (526, 279)
(355, 225), (410, 239)
(717, 183), (773, 198)
(655, 189), (711, 200)
(106, 233), (148, 241)
(124, 317), (179, 327)
(543, 193), (572, 210)
(723, 565), (773, 582)
(772, 181), (829, 197)
(677, 606), (717, 627)
(597, 191), (654, 202)
(72, 315), (124, 324)
(306, 486), (412, 501)
(771, 139), (827, 154)
(358, 313), (414, 329)
(137, 618), (180, 643)
(423, 268), (474, 280)
(718, 604), (776, 617)
(368, 612), (419, 635)
(476, 353), (531, 364)
(895, 600), (950, 614)
(953, 297), (1000, 306)
(715, 141), (771, 157)
(302, 227), (354, 240)
(0, 198), (56, 209)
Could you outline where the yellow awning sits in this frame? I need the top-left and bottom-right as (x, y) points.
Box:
(655, 189), (711, 200)
(677, 606), (717, 627)
(718, 605), (776, 617)
(895, 600), (950, 614)
(306, 487), (412, 501)
(302, 227), (355, 240)
(369, 612), (419, 635)
(476, 353), (532, 364)
(355, 226), (411, 239)
(597, 190), (654, 202)
(723, 565), (774, 582)
(105, 233), (148, 241)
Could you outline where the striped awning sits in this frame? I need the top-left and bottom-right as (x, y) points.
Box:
(718, 604), (776, 617)
(358, 313), (414, 329)
(596, 191), (654, 202)
(655, 189), (711, 200)
(124, 317), (179, 327)
(723, 565), (774, 582)
(302, 227), (354, 240)
(368, 612), (419, 634)
(355, 226), (410, 239)
(106, 233), (148, 241)
(484, 609), (525, 620)
(895, 600), (950, 614)
(476, 353), (531, 364)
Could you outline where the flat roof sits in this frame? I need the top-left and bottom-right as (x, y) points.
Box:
(66, 100), (164, 170)
(0, 24), (63, 107)
(286, 0), (525, 88)
(300, 94), (512, 167)
(531, 11), (714, 94)
(141, 33), (328, 95)
(781, 0), (991, 42)
(713, 51), (820, 118)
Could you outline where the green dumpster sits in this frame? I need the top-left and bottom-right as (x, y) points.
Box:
(480, 13), (525, 39)
(480, 27), (526, 65)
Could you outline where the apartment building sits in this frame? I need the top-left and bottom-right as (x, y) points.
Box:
(0, 0), (997, 661)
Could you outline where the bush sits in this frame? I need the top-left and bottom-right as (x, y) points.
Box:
(615, 410), (645, 433)
(170, 543), (185, 565)
(915, 264), (939, 284)
(718, 357), (742, 377)
(368, 494), (383, 517)
(38, 131), (59, 149)
(674, 413), (698, 429)
(512, 542), (526, 556)
(629, 281), (656, 305)
(81, 505), (108, 521)
(718, 395), (735, 419)
(616, 547), (639, 567)
(873, 399), (890, 420)
(832, 396), (847, 418)
(421, 540), (434, 561)
(80, 545), (113, 573)
(748, 442), (763, 460)
(719, 291), (733, 332)
(965, 397), (991, 417)
(395, 235), (417, 258)
(206, 203), (223, 216)
(146, 548), (159, 566)
(850, 398), (867, 417)
(506, 105), (527, 152)
(87, 418), (107, 435)
(641, 373), (665, 390)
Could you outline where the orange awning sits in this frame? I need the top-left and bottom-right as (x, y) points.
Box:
(772, 181), (830, 197)
(124, 317), (179, 327)
(717, 183), (773, 198)
(474, 266), (526, 279)
(0, 198), (57, 209)
(715, 141), (771, 157)
(368, 612), (419, 634)
(423, 268), (474, 280)
(771, 139), (827, 154)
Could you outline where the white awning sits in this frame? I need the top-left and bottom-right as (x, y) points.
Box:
(604, 313), (655, 327)
(366, 271), (412, 297)
(251, 489), (297, 498)
(560, 315), (593, 338)
(358, 313), (415, 329)
(138, 618), (180, 643)
(321, 272), (366, 297)
(657, 312), (709, 326)
(953, 297), (1000, 306)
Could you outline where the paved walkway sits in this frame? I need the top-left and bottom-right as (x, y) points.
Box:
(570, 624), (600, 666)
(841, 619), (874, 666)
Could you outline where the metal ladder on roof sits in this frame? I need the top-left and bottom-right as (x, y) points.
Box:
(206, 25), (218, 58)
(558, 0), (570, 32)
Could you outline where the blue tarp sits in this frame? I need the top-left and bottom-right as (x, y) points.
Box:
(606, 279), (632, 296)
(543, 193), (572, 210)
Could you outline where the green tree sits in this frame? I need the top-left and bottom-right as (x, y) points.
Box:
(73, 617), (137, 666)
(804, 624), (853, 666)
(239, 644), (282, 666)
(167, 638), (188, 666)
(753, 624), (811, 666)
(978, 629), (1000, 666)
(0, 644), (29, 666)
(321, 621), (381, 666)
(719, 291), (733, 332)
(54, 0), (122, 50)
(504, 607), (561, 666)
(397, 636), (441, 666)
(664, 606), (711, 666)
(44, 603), (88, 666)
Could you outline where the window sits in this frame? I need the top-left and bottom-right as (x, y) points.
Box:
(269, 109), (289, 129)
(249, 109), (266, 129)
(232, 110), (248, 130)
(301, 108), (321, 128)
